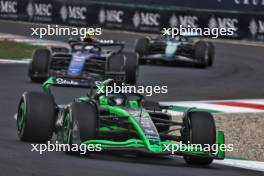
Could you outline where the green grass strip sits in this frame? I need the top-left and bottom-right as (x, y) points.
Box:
(0, 40), (40, 59)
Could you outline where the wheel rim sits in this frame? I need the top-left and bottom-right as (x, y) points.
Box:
(71, 120), (81, 144)
(17, 101), (25, 133)
(204, 47), (209, 64)
(135, 65), (139, 81)
(63, 113), (72, 144)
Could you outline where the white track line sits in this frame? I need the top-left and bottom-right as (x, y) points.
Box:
(13, 113), (17, 120)
(0, 59), (30, 64)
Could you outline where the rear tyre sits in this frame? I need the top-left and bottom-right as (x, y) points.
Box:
(107, 53), (125, 82)
(125, 52), (138, 85)
(183, 112), (216, 165)
(108, 54), (125, 72)
(194, 41), (210, 68)
(63, 102), (98, 154)
(208, 43), (215, 67)
(29, 48), (51, 82)
(17, 91), (55, 142)
(135, 38), (149, 64)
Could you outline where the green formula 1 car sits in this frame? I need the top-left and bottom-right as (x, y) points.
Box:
(16, 77), (225, 165)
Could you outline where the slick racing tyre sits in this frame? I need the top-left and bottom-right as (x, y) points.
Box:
(108, 53), (125, 72)
(125, 52), (138, 85)
(135, 37), (149, 55)
(107, 53), (125, 81)
(183, 112), (216, 165)
(194, 41), (210, 68)
(29, 48), (51, 82)
(208, 42), (215, 67)
(135, 37), (149, 64)
(17, 92), (55, 142)
(63, 102), (98, 154)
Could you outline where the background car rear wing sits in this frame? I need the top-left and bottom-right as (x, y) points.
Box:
(69, 39), (125, 53)
(42, 77), (96, 93)
(98, 40), (125, 53)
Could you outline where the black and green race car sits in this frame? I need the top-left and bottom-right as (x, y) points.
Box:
(16, 77), (225, 165)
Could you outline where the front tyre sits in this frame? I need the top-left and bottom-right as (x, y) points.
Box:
(135, 38), (149, 64)
(134, 37), (149, 56)
(29, 48), (51, 82)
(183, 112), (216, 165)
(63, 102), (98, 154)
(17, 92), (55, 142)
(194, 41), (210, 68)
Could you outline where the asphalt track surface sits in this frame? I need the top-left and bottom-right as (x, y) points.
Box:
(0, 20), (263, 175)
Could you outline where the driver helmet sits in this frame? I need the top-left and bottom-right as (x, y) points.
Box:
(83, 32), (97, 43)
(108, 94), (127, 106)
(96, 79), (127, 106)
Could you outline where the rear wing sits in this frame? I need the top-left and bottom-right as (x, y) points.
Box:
(69, 39), (125, 52)
(98, 40), (125, 53)
(42, 77), (96, 93)
(98, 39), (125, 46)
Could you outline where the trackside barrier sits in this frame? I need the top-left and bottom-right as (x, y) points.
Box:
(0, 0), (263, 40)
